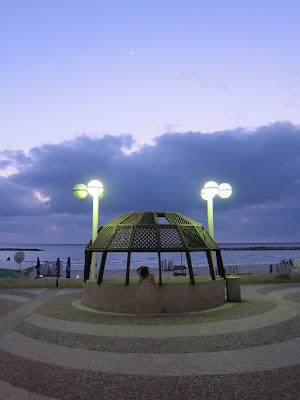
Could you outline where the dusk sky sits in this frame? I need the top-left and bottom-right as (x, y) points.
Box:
(1, 0), (300, 244)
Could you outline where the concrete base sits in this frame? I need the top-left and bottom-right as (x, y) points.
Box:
(83, 279), (225, 314)
(226, 276), (241, 302)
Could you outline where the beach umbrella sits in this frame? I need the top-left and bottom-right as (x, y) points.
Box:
(56, 257), (61, 278)
(66, 257), (71, 278)
(36, 257), (41, 277)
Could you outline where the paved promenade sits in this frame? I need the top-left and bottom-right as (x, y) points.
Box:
(0, 283), (299, 399)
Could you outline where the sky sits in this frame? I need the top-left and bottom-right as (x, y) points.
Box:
(0, 0), (300, 244)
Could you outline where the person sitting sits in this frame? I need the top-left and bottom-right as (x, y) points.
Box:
(136, 266), (155, 283)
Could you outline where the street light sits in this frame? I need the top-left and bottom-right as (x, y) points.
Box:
(201, 181), (232, 267)
(73, 180), (104, 280)
(218, 183), (233, 199)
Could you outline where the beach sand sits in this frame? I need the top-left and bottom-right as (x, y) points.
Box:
(47, 263), (285, 279)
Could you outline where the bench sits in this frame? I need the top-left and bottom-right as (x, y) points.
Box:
(173, 265), (187, 276)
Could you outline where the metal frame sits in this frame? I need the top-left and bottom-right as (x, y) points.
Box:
(84, 211), (225, 285)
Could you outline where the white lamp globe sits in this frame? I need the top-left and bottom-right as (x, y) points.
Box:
(218, 183), (232, 198)
(73, 183), (88, 199)
(87, 180), (104, 197)
(201, 181), (219, 200)
(200, 188), (210, 200)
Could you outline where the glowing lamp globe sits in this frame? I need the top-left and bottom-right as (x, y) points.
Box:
(73, 183), (88, 199)
(218, 183), (232, 198)
(87, 180), (104, 197)
(200, 188), (210, 200)
(201, 181), (219, 200)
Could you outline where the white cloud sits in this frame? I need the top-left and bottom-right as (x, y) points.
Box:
(34, 191), (51, 203)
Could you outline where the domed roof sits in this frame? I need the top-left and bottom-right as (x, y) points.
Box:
(87, 211), (219, 253)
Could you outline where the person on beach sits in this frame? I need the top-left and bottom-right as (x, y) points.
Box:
(136, 266), (155, 283)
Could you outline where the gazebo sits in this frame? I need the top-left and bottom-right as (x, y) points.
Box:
(84, 211), (226, 285)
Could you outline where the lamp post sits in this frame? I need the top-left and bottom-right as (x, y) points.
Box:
(201, 181), (232, 267)
(73, 180), (104, 280)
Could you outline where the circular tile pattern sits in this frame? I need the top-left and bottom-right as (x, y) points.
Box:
(0, 284), (299, 399)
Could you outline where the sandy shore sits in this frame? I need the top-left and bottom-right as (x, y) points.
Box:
(32, 263), (298, 279)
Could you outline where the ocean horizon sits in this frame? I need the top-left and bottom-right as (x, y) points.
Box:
(1, 242), (300, 271)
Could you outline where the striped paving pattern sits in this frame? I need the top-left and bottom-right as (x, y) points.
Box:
(0, 284), (299, 399)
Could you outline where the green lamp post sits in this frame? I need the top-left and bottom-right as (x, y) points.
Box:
(73, 180), (104, 280)
(201, 181), (232, 267)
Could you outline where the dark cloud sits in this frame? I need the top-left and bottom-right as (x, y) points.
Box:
(1, 150), (32, 170)
(1, 121), (300, 243)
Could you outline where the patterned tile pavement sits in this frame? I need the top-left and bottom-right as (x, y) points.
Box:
(0, 284), (299, 399)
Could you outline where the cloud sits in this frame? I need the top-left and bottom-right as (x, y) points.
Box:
(0, 121), (300, 243)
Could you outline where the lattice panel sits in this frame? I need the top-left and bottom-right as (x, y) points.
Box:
(132, 226), (157, 249)
(90, 226), (115, 249)
(108, 226), (132, 249)
(165, 212), (193, 225)
(159, 226), (185, 248)
(88, 211), (219, 253)
(180, 226), (207, 248)
(104, 215), (126, 226)
(119, 213), (141, 225)
(138, 212), (156, 225)
(196, 226), (218, 249)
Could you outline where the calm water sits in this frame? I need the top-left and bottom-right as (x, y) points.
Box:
(1, 243), (300, 270)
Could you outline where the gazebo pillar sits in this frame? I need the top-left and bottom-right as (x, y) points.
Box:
(158, 252), (162, 286)
(84, 250), (92, 282)
(206, 250), (216, 280)
(186, 251), (195, 285)
(125, 252), (131, 286)
(97, 251), (107, 284)
(216, 249), (226, 278)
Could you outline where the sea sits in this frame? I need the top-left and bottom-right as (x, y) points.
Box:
(1, 243), (300, 271)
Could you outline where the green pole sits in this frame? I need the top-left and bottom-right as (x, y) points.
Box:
(91, 194), (99, 280)
(207, 198), (215, 268)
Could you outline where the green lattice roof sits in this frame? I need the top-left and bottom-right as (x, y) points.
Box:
(86, 211), (219, 252)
